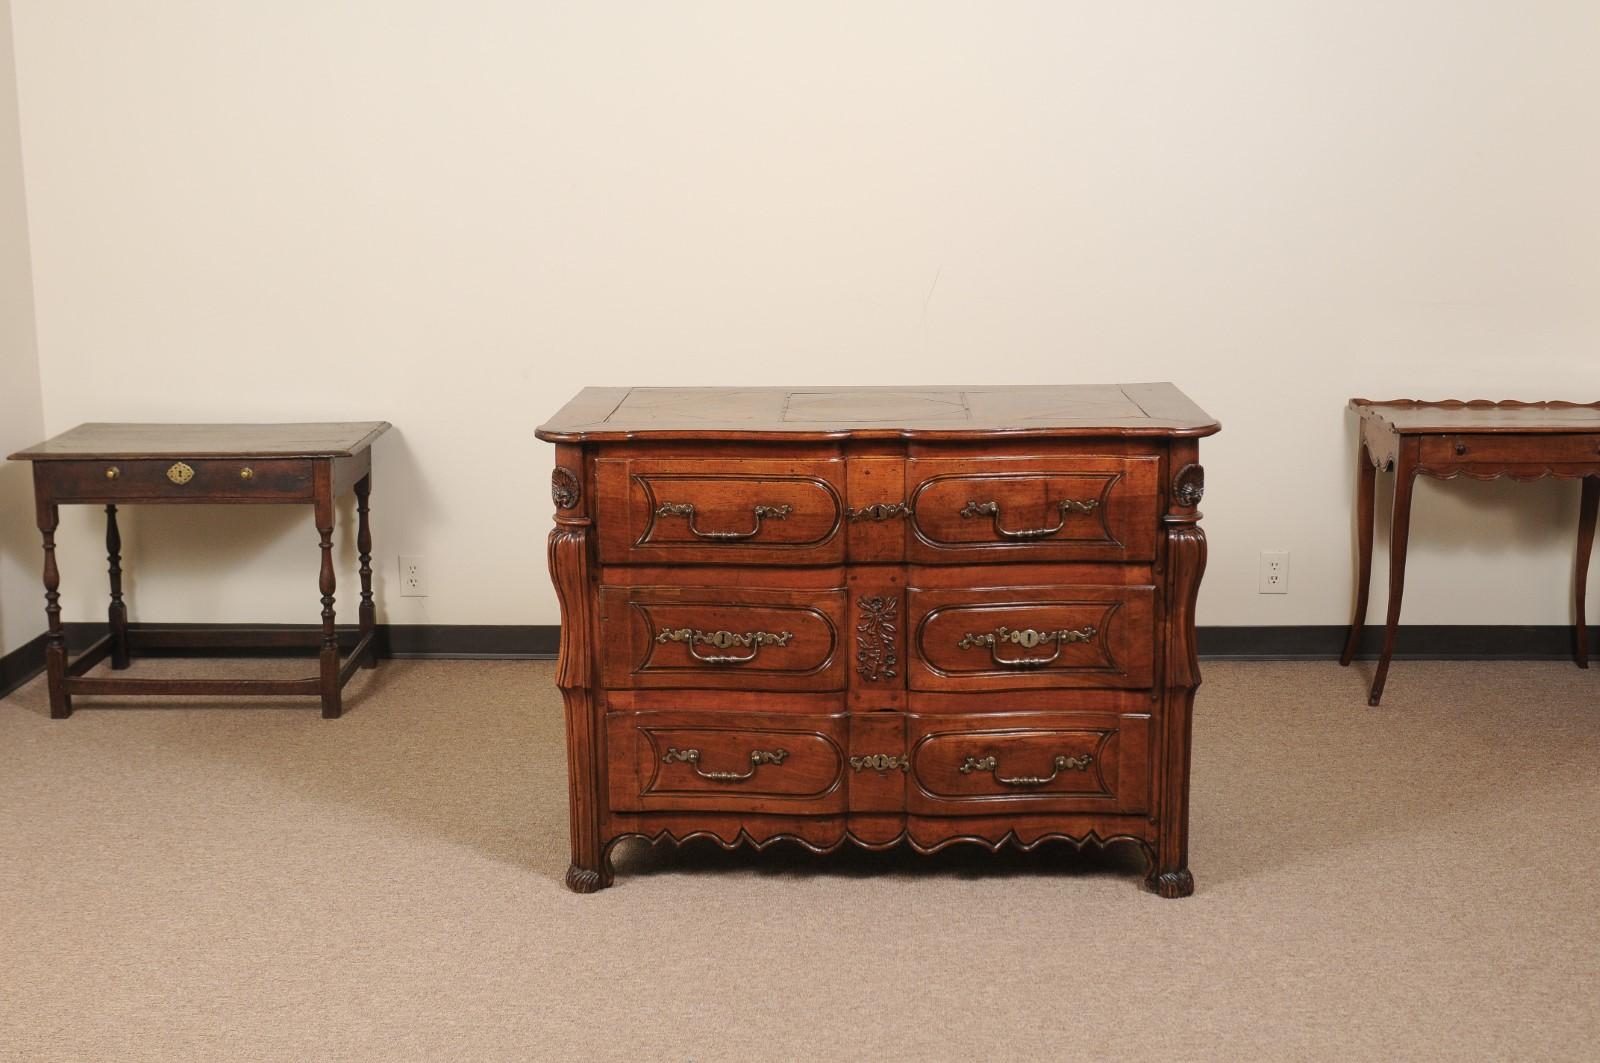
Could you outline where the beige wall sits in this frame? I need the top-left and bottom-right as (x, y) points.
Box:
(5, 2), (1598, 634)
(0, 0), (45, 656)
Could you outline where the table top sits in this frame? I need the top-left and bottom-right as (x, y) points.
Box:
(1351, 399), (1600, 435)
(8, 422), (392, 461)
(536, 383), (1219, 442)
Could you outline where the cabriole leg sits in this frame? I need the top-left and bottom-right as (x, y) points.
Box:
(1578, 476), (1598, 669)
(1369, 464), (1418, 706)
(1341, 441), (1378, 666)
(1154, 454), (1206, 898)
(549, 449), (608, 892)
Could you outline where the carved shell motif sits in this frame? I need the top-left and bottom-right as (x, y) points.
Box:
(1174, 464), (1205, 508)
(551, 467), (581, 510)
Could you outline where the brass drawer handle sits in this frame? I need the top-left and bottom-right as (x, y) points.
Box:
(959, 752), (1093, 787)
(166, 461), (195, 485)
(655, 627), (794, 666)
(104, 466), (120, 480)
(956, 624), (1097, 668)
(662, 746), (788, 783)
(849, 753), (909, 774)
(846, 501), (909, 522)
(959, 498), (1097, 540)
(239, 466), (254, 481)
(655, 501), (792, 541)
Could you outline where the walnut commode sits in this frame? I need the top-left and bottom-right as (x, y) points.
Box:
(538, 385), (1217, 896)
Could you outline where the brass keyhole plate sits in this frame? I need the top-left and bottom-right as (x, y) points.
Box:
(166, 461), (196, 485)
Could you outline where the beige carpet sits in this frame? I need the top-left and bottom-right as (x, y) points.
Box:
(2, 657), (1597, 1062)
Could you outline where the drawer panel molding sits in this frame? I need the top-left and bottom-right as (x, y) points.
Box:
(908, 584), (1155, 691)
(600, 586), (848, 691)
(906, 454), (1160, 563)
(597, 457), (846, 564)
(907, 711), (1151, 815)
(607, 711), (849, 813)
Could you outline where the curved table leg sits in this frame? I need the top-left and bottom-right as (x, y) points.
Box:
(1369, 459), (1417, 707)
(1578, 475), (1598, 669)
(1342, 440), (1379, 666)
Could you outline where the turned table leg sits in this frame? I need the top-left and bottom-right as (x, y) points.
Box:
(355, 474), (376, 668)
(105, 504), (130, 669)
(1341, 440), (1379, 666)
(1578, 476), (1598, 669)
(38, 504), (71, 719)
(1369, 458), (1418, 707)
(315, 491), (341, 719)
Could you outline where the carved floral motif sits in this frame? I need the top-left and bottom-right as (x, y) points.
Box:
(855, 595), (899, 682)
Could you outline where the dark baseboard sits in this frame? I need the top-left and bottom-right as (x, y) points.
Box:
(2, 623), (1592, 700)
(1199, 625), (1596, 661)
(0, 632), (48, 700)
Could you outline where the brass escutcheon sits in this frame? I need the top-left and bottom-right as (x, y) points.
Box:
(166, 461), (195, 485)
(849, 753), (909, 774)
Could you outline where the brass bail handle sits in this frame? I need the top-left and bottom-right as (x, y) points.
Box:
(655, 501), (792, 541)
(960, 497), (1098, 541)
(959, 752), (1094, 787)
(662, 746), (788, 783)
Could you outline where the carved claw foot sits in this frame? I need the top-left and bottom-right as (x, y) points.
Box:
(1150, 868), (1195, 898)
(565, 864), (611, 894)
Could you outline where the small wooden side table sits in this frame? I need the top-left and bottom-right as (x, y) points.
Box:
(1342, 399), (1600, 705)
(8, 422), (391, 719)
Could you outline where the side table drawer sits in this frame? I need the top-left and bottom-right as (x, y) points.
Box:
(38, 458), (316, 501)
(1420, 433), (1600, 466)
(907, 710), (1151, 815)
(607, 710), (849, 814)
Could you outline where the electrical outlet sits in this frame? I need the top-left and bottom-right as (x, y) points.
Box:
(399, 556), (427, 597)
(1259, 550), (1290, 594)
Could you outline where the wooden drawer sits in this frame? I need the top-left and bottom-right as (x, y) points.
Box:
(1420, 433), (1600, 466)
(607, 710), (848, 813)
(36, 458), (315, 502)
(906, 582), (1155, 691)
(599, 584), (849, 691)
(905, 453), (1159, 563)
(596, 456), (846, 565)
(906, 711), (1151, 815)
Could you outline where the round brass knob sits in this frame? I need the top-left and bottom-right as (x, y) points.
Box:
(105, 466), (120, 480)
(240, 467), (254, 481)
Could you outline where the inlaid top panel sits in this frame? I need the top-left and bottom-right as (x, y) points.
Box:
(1352, 399), (1600, 435)
(537, 383), (1218, 442)
(9, 422), (391, 460)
